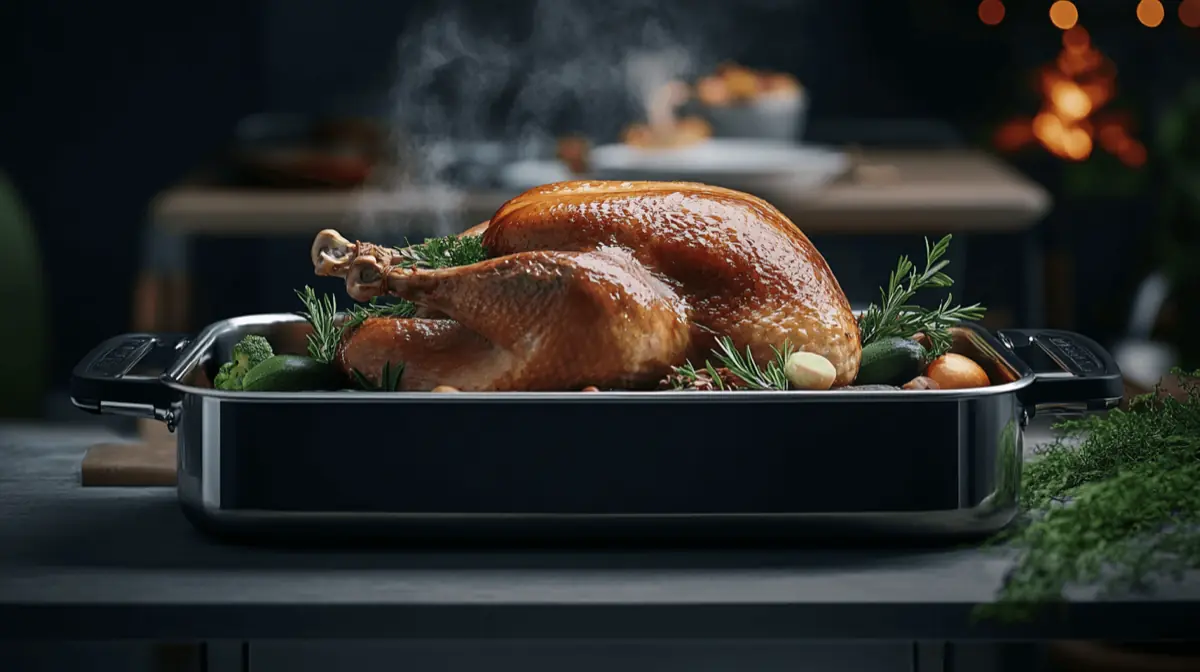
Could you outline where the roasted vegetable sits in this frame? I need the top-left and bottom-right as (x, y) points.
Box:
(902, 375), (941, 390)
(213, 335), (275, 391)
(241, 354), (339, 392)
(924, 353), (990, 389)
(856, 337), (928, 386)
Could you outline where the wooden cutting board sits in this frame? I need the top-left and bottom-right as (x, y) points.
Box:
(81, 420), (177, 486)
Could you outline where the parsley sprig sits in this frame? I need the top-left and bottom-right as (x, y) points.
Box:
(978, 369), (1200, 622)
(396, 234), (488, 270)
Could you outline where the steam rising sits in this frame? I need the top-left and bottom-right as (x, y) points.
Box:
(358, 0), (806, 237)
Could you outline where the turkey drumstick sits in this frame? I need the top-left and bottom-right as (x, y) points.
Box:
(341, 247), (692, 390)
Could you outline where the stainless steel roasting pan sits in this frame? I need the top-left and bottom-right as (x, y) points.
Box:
(70, 313), (1123, 544)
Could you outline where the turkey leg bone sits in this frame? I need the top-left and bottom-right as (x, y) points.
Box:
(312, 224), (492, 280)
(311, 229), (402, 278)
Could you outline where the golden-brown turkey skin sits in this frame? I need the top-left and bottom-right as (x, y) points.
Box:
(340, 248), (693, 391)
(482, 181), (861, 385)
(338, 318), (499, 391)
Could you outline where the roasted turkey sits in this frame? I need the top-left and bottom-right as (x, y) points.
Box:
(311, 180), (861, 391)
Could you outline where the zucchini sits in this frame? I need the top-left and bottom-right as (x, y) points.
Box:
(241, 355), (340, 392)
(855, 337), (928, 386)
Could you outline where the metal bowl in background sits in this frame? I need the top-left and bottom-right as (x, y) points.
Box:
(419, 138), (558, 189)
(698, 93), (808, 142)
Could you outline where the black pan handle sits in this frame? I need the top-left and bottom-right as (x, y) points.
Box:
(996, 328), (1124, 414)
(70, 332), (191, 428)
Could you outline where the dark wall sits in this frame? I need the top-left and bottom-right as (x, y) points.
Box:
(256, 0), (962, 123)
(261, 0), (411, 115)
(0, 0), (264, 385)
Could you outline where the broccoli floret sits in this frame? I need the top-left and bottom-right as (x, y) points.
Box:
(212, 335), (274, 391)
(213, 361), (237, 390)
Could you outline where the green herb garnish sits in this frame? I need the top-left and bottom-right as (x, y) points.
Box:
(351, 361), (405, 391)
(397, 234), (488, 270)
(670, 336), (794, 391)
(295, 286), (340, 364)
(297, 287), (419, 359)
(712, 337), (794, 390)
(669, 361), (730, 391)
(343, 296), (417, 332)
(978, 369), (1200, 622)
(292, 235), (484, 382)
(858, 235), (985, 357)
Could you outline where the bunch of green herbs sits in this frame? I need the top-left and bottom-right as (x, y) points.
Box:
(978, 369), (1200, 622)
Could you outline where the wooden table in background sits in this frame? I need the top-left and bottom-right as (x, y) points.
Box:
(148, 150), (1049, 238)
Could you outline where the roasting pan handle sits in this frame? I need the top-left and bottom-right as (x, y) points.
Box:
(996, 328), (1124, 415)
(70, 332), (190, 428)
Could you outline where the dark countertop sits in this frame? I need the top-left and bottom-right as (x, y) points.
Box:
(1, 422), (1197, 641)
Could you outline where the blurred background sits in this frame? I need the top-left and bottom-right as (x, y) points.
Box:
(2, 0), (1199, 419)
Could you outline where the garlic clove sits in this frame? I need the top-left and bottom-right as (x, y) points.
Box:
(784, 351), (837, 390)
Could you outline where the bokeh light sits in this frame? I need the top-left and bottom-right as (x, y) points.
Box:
(1062, 26), (1090, 51)
(1181, 0), (1200, 28)
(1137, 0), (1165, 27)
(1049, 1), (1079, 30)
(978, 0), (1005, 25)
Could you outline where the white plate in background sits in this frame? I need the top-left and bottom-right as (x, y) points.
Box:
(497, 160), (577, 192)
(588, 139), (848, 193)
(496, 139), (849, 194)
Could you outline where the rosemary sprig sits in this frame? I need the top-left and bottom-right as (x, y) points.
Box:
(397, 234), (488, 270)
(295, 286), (340, 364)
(712, 337), (794, 390)
(858, 234), (985, 357)
(670, 361), (729, 391)
(297, 288), (418, 358)
(671, 336), (793, 391)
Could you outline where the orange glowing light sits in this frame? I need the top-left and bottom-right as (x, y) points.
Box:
(1049, 1), (1078, 30)
(1050, 81), (1092, 121)
(1080, 81), (1114, 109)
(1181, 0), (1200, 28)
(1032, 112), (1062, 141)
(1098, 123), (1129, 154)
(1062, 26), (1090, 51)
(995, 16), (1142, 168)
(978, 0), (1005, 25)
(1137, 0), (1165, 27)
(994, 119), (1034, 152)
(1120, 141), (1147, 168)
(1065, 128), (1092, 160)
